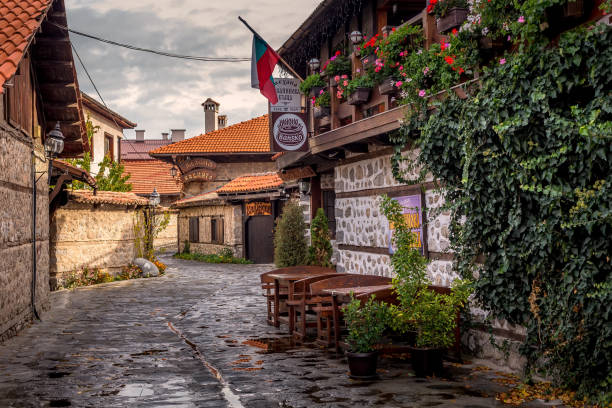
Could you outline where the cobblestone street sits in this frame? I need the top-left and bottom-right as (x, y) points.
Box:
(0, 256), (561, 407)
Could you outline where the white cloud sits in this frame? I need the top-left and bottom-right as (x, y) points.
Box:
(66, 0), (321, 139)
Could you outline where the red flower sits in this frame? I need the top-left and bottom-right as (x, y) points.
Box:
(427, 4), (434, 13)
(444, 55), (455, 65)
(335, 50), (341, 56)
(452, 28), (458, 36)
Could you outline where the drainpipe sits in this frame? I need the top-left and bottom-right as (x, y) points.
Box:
(30, 151), (41, 320)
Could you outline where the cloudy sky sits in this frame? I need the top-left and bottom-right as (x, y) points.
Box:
(65, 0), (320, 140)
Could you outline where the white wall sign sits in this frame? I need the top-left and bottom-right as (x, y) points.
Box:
(270, 78), (301, 113)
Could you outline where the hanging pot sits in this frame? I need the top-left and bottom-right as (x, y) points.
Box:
(437, 8), (468, 33)
(347, 87), (372, 105)
(347, 351), (379, 379)
(313, 106), (331, 119)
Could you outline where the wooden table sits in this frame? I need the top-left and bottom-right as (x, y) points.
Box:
(267, 270), (339, 328)
(321, 285), (393, 352)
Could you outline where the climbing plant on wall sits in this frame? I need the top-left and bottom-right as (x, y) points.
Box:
(393, 23), (611, 404)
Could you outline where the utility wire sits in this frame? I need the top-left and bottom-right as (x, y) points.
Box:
(50, 21), (250, 62)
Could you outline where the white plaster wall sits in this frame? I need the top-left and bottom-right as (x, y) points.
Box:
(85, 107), (124, 176)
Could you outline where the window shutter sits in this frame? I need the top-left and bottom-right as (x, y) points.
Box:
(201, 216), (212, 243)
(189, 217), (200, 243)
(217, 217), (224, 244)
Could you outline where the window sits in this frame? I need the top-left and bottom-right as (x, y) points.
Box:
(322, 190), (336, 239)
(104, 134), (114, 160)
(211, 217), (224, 244)
(189, 217), (199, 243)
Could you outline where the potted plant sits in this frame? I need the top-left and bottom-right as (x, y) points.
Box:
(299, 72), (326, 97)
(378, 77), (399, 95)
(313, 91), (331, 119)
(322, 52), (352, 84)
(345, 75), (374, 105)
(428, 0), (469, 33)
(342, 295), (389, 379)
(358, 34), (379, 69)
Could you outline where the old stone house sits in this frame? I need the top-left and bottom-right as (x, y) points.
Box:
(150, 109), (284, 263)
(80, 92), (136, 175)
(0, 0), (89, 341)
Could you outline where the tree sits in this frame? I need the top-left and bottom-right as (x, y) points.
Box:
(273, 200), (308, 267)
(67, 117), (132, 192)
(308, 208), (333, 267)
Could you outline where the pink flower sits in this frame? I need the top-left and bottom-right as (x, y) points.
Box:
(423, 67), (430, 75)
(356, 68), (361, 73)
(342, 74), (348, 79)
(507, 35), (511, 41)
(518, 16), (525, 23)
(401, 72), (407, 77)
(418, 89), (426, 97)
(319, 89), (324, 95)
(395, 81), (403, 87)
(399, 65), (403, 71)
(343, 80), (349, 86)
(330, 55), (337, 61)
(499, 58), (506, 65)
(335, 75), (340, 82)
(364, 58), (369, 63)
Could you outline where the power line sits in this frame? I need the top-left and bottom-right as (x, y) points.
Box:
(50, 21), (250, 62)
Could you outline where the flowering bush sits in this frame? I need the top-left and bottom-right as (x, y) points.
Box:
(314, 90), (330, 107)
(357, 33), (380, 56)
(322, 51), (351, 76)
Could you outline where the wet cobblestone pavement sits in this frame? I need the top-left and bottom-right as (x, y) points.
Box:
(0, 255), (565, 407)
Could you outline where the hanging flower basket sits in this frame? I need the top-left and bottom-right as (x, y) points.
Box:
(437, 8), (468, 33)
(361, 54), (376, 70)
(378, 77), (398, 96)
(347, 87), (372, 105)
(309, 86), (324, 97)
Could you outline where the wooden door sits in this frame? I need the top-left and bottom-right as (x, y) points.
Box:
(246, 215), (275, 264)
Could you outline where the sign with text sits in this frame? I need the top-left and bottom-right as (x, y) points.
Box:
(270, 78), (301, 113)
(271, 112), (309, 152)
(388, 194), (427, 256)
(246, 201), (272, 217)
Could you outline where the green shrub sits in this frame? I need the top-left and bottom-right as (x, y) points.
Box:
(299, 73), (325, 95)
(308, 208), (333, 268)
(173, 251), (252, 264)
(343, 295), (390, 353)
(274, 200), (308, 267)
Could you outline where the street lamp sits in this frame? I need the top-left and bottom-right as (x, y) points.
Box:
(308, 58), (320, 72)
(350, 31), (364, 45)
(149, 187), (160, 207)
(299, 179), (311, 196)
(44, 122), (65, 159)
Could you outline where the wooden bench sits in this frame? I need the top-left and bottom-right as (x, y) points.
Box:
(260, 266), (336, 326)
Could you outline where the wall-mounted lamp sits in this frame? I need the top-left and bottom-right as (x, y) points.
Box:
(44, 122), (65, 160)
(299, 179), (311, 195)
(350, 31), (364, 45)
(308, 58), (320, 72)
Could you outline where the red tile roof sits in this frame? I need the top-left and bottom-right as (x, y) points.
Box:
(121, 139), (173, 160)
(150, 115), (270, 155)
(68, 190), (149, 206)
(216, 172), (283, 194)
(122, 159), (182, 196)
(0, 0), (52, 92)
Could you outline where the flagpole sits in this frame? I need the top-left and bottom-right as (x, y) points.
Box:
(238, 16), (304, 82)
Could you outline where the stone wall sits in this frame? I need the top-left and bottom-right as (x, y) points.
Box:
(177, 204), (243, 257)
(154, 211), (177, 253)
(50, 201), (141, 288)
(0, 127), (50, 342)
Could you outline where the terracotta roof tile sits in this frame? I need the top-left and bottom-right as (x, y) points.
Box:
(216, 172), (283, 194)
(122, 159), (182, 196)
(68, 190), (149, 207)
(150, 115), (270, 155)
(0, 0), (51, 93)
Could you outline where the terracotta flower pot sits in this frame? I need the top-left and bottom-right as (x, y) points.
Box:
(378, 77), (398, 96)
(437, 8), (468, 33)
(347, 87), (372, 105)
(313, 106), (330, 119)
(347, 351), (379, 379)
(410, 347), (444, 377)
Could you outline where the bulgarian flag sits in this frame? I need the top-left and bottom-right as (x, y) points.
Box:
(251, 34), (280, 104)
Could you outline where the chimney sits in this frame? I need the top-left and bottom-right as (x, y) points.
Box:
(135, 129), (145, 141)
(218, 115), (227, 130)
(171, 129), (186, 143)
(202, 98), (220, 133)
(161, 132), (169, 141)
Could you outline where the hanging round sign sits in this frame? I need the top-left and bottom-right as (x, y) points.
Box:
(272, 113), (308, 151)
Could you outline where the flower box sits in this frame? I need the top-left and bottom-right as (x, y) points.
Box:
(347, 87), (372, 105)
(313, 106), (330, 119)
(360, 54), (376, 70)
(309, 86), (324, 97)
(378, 77), (398, 96)
(437, 8), (468, 33)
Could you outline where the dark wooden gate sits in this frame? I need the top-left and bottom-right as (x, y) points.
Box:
(246, 215), (275, 264)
